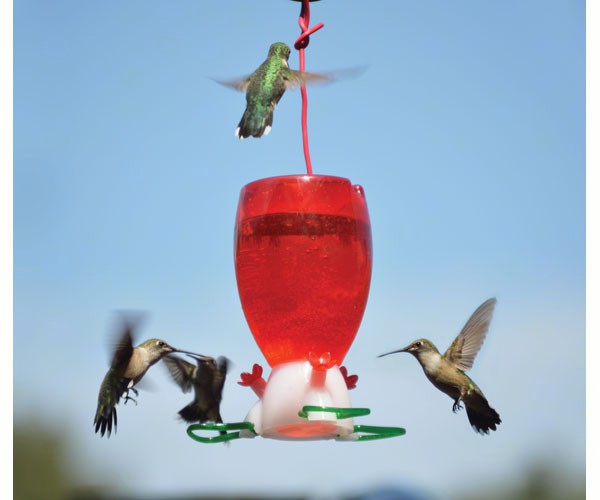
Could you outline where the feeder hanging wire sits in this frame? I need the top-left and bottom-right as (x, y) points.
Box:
(294, 0), (324, 175)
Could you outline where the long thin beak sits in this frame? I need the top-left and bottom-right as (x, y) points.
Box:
(377, 347), (409, 358)
(173, 348), (213, 361)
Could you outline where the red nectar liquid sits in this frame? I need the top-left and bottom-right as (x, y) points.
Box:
(234, 175), (372, 368)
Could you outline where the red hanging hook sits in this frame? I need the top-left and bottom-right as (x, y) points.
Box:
(293, 0), (324, 175)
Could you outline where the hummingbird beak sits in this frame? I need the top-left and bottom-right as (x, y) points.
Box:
(377, 347), (409, 358)
(172, 348), (212, 360)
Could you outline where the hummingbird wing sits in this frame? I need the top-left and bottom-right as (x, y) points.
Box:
(110, 322), (134, 369)
(284, 70), (334, 90)
(443, 298), (497, 372)
(212, 357), (230, 401)
(214, 75), (252, 93)
(163, 355), (196, 393)
(284, 66), (367, 90)
(216, 65), (365, 93)
(216, 71), (330, 92)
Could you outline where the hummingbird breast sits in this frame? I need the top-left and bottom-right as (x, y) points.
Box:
(123, 349), (152, 384)
(419, 354), (463, 401)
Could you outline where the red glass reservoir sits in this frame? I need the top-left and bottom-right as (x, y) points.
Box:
(234, 175), (372, 368)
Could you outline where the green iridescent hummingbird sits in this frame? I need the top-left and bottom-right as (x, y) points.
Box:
(93, 317), (205, 438)
(220, 42), (332, 139)
(379, 298), (502, 434)
(164, 354), (230, 428)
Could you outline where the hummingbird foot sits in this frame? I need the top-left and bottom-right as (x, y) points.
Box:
(452, 400), (463, 413)
(120, 383), (139, 405)
(121, 387), (139, 406)
(122, 392), (138, 406)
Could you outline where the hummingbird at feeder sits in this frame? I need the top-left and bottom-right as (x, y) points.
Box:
(164, 354), (230, 429)
(378, 298), (501, 434)
(219, 42), (332, 139)
(93, 316), (205, 438)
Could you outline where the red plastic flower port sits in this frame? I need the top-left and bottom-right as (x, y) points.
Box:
(340, 366), (359, 390)
(238, 363), (264, 386)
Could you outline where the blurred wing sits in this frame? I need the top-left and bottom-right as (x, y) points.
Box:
(213, 75), (252, 92)
(212, 357), (230, 398)
(285, 66), (367, 90)
(109, 320), (135, 370)
(285, 70), (334, 90)
(163, 355), (195, 393)
(444, 298), (497, 372)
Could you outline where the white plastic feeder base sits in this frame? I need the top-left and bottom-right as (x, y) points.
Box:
(242, 361), (355, 440)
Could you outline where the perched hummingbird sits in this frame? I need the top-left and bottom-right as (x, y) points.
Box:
(93, 318), (204, 438)
(163, 354), (229, 429)
(378, 298), (501, 434)
(220, 42), (332, 139)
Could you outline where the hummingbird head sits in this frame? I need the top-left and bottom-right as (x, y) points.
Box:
(268, 42), (291, 63)
(400, 339), (439, 358)
(138, 338), (176, 358)
(378, 338), (439, 360)
(137, 339), (209, 366)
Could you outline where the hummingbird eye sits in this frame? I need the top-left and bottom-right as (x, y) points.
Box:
(414, 341), (422, 348)
(158, 341), (165, 347)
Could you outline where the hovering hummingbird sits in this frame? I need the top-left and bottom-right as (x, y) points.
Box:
(93, 317), (204, 438)
(163, 354), (229, 429)
(219, 42), (332, 139)
(378, 298), (501, 434)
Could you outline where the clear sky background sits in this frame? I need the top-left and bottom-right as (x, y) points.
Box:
(13, 1), (585, 498)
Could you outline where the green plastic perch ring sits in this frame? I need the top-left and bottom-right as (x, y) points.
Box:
(186, 422), (256, 443)
(298, 405), (406, 441)
(186, 407), (406, 443)
(351, 424), (407, 441)
(298, 405), (371, 419)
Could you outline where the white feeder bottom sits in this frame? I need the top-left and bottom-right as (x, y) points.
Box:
(243, 361), (355, 440)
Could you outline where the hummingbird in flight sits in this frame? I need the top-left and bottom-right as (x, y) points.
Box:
(93, 316), (204, 438)
(219, 42), (332, 139)
(164, 354), (230, 429)
(378, 298), (501, 434)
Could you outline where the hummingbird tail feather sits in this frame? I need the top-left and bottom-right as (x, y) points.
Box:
(178, 403), (209, 424)
(94, 404), (117, 438)
(94, 379), (126, 438)
(465, 395), (501, 434)
(178, 404), (226, 435)
(235, 109), (273, 139)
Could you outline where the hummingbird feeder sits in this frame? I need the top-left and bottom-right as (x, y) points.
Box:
(187, 0), (405, 443)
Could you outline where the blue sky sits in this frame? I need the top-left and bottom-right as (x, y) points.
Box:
(12, 1), (585, 498)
